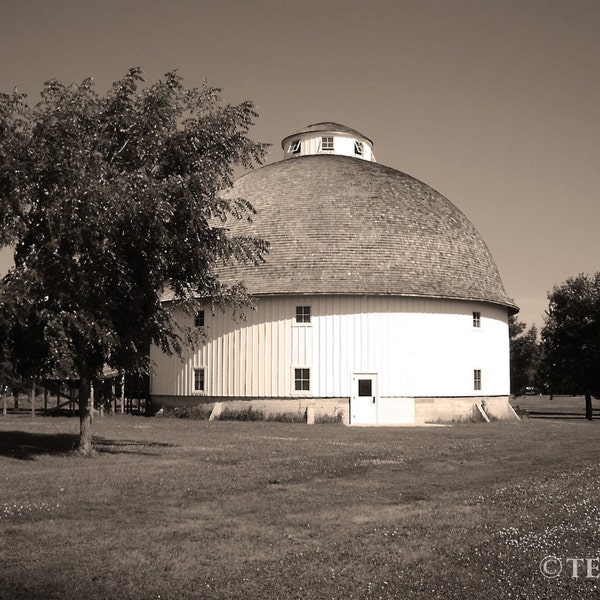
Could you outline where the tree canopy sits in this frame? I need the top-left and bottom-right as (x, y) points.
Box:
(540, 272), (600, 419)
(0, 68), (267, 451)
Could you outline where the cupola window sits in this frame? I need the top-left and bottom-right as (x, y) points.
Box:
(321, 137), (334, 151)
(354, 141), (363, 156)
(289, 139), (301, 154)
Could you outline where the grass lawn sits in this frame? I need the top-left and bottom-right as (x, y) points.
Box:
(512, 394), (600, 417)
(1, 412), (600, 599)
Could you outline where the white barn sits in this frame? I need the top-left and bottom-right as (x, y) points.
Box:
(150, 122), (519, 424)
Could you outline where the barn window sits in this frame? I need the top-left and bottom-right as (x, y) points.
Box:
(354, 141), (363, 156)
(472, 311), (481, 328)
(195, 310), (205, 327)
(295, 306), (311, 323)
(289, 139), (301, 154)
(294, 368), (310, 391)
(321, 137), (334, 151)
(358, 379), (372, 396)
(193, 368), (205, 393)
(474, 369), (482, 391)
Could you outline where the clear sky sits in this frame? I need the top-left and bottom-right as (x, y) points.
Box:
(1, 0), (598, 330)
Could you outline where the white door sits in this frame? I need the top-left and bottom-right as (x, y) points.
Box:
(351, 373), (378, 425)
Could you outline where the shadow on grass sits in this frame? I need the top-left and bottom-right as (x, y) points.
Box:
(0, 432), (177, 460)
(0, 431), (78, 460)
(93, 437), (177, 455)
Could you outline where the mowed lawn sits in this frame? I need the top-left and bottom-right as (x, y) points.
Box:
(1, 411), (600, 599)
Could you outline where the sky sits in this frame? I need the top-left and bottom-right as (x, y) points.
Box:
(1, 0), (599, 330)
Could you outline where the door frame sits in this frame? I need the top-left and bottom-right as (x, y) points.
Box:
(350, 372), (378, 425)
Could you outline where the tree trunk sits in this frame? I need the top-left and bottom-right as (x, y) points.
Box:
(585, 391), (593, 421)
(78, 374), (94, 455)
(120, 375), (125, 414)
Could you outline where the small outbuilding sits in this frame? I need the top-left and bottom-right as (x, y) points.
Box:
(150, 122), (518, 424)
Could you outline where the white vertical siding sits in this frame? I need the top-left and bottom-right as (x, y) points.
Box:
(150, 295), (510, 399)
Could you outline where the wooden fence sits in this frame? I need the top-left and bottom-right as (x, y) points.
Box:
(1, 375), (149, 417)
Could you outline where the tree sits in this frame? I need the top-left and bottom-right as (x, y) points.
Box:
(0, 346), (20, 415)
(508, 315), (539, 396)
(540, 273), (600, 420)
(0, 68), (267, 453)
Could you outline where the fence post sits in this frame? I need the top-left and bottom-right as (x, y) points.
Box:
(31, 383), (36, 418)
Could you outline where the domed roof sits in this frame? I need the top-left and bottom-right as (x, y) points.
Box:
(220, 154), (517, 311)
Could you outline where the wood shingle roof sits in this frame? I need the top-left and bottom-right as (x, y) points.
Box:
(220, 155), (517, 311)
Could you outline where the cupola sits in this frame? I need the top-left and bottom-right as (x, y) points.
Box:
(281, 122), (375, 162)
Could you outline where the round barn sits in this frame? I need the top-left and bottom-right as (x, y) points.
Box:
(150, 123), (519, 424)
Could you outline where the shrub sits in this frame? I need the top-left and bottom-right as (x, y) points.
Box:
(266, 411), (305, 423)
(315, 411), (344, 424)
(161, 405), (212, 420)
(216, 406), (265, 421)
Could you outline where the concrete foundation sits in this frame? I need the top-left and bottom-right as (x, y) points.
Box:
(149, 394), (517, 425)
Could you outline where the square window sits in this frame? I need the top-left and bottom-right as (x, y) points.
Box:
(193, 368), (205, 393)
(472, 311), (481, 328)
(358, 379), (372, 397)
(321, 137), (334, 151)
(295, 306), (311, 323)
(289, 139), (301, 154)
(195, 310), (205, 328)
(474, 369), (482, 391)
(294, 368), (310, 391)
(354, 141), (363, 156)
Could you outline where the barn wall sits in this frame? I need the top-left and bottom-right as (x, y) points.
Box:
(150, 295), (510, 402)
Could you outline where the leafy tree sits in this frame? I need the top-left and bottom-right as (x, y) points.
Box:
(540, 273), (600, 420)
(0, 68), (267, 453)
(509, 315), (539, 396)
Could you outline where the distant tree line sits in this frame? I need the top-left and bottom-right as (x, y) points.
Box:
(510, 272), (600, 420)
(509, 315), (540, 396)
